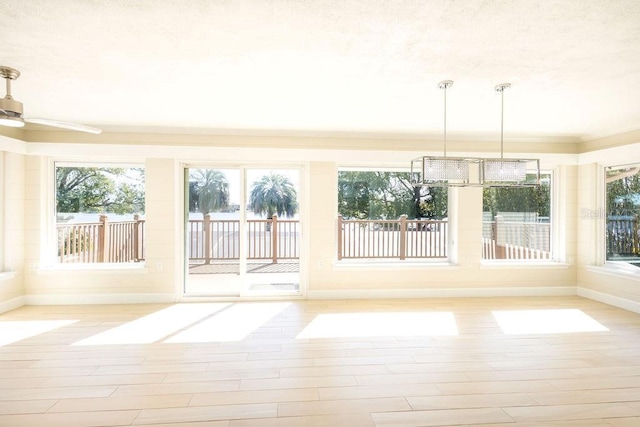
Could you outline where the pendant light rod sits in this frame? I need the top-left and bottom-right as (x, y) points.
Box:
(438, 80), (453, 157)
(495, 83), (510, 159)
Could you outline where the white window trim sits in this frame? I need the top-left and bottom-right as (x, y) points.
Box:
(481, 168), (559, 265)
(45, 159), (146, 268)
(336, 167), (452, 264)
(601, 161), (640, 270)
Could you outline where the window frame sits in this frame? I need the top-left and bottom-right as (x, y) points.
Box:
(603, 162), (640, 270)
(48, 160), (146, 267)
(481, 169), (556, 263)
(336, 166), (451, 264)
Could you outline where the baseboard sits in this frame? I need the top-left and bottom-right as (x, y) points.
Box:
(24, 293), (176, 305)
(307, 286), (577, 300)
(577, 287), (640, 315)
(0, 296), (25, 314)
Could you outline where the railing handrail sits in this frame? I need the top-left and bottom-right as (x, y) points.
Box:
(338, 215), (448, 260)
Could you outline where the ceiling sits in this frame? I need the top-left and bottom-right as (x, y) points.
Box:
(2, 0), (640, 141)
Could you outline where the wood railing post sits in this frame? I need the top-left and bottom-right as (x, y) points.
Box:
(337, 214), (343, 261)
(204, 214), (211, 265)
(494, 215), (506, 259)
(133, 214), (140, 262)
(399, 214), (407, 260)
(98, 215), (109, 263)
(271, 215), (278, 264)
(634, 217), (639, 255)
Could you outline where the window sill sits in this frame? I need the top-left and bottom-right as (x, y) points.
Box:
(480, 260), (570, 269)
(0, 271), (17, 282)
(586, 263), (640, 280)
(333, 260), (459, 270)
(36, 263), (148, 275)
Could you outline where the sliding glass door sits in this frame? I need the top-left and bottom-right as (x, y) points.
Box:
(184, 166), (301, 296)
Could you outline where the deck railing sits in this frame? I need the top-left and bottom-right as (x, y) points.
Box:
(607, 216), (639, 256)
(57, 215), (145, 263)
(337, 215), (448, 260)
(482, 218), (551, 260)
(187, 215), (300, 264)
(60, 215), (299, 264)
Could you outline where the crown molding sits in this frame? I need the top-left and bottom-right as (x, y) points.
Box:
(580, 129), (640, 153)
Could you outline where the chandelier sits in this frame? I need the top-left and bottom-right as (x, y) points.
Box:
(411, 81), (540, 188)
(411, 80), (481, 187)
(481, 83), (540, 187)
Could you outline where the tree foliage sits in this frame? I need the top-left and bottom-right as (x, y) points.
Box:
(337, 171), (447, 220)
(606, 167), (640, 217)
(190, 169), (230, 216)
(249, 173), (298, 218)
(56, 167), (145, 215)
(482, 173), (551, 220)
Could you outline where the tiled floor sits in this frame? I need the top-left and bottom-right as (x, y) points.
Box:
(1, 296), (640, 426)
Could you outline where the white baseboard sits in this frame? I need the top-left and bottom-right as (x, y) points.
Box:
(307, 286), (577, 300)
(24, 293), (176, 306)
(577, 287), (640, 315)
(0, 296), (25, 314)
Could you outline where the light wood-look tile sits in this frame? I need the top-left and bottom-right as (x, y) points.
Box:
(371, 407), (514, 426)
(133, 403), (278, 424)
(277, 397), (410, 417)
(2, 297), (640, 426)
(229, 413), (375, 426)
(48, 394), (193, 412)
(0, 410), (140, 427)
(503, 402), (640, 422)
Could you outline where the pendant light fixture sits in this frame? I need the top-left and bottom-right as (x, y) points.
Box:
(411, 80), (481, 187)
(480, 83), (540, 187)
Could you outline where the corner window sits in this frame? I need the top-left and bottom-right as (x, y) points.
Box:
(55, 164), (145, 264)
(337, 169), (448, 260)
(482, 172), (552, 260)
(605, 164), (640, 268)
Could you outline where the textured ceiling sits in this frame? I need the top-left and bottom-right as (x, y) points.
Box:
(1, 0), (640, 140)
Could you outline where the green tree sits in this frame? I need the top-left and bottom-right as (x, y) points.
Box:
(249, 173), (298, 218)
(606, 168), (640, 217)
(483, 173), (551, 219)
(56, 167), (145, 215)
(191, 169), (230, 217)
(338, 171), (446, 220)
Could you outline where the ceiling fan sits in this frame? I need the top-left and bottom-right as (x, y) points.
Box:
(0, 66), (102, 134)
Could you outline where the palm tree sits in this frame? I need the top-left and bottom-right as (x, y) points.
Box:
(191, 169), (230, 217)
(249, 173), (298, 219)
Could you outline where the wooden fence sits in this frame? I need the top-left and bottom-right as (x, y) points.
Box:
(337, 215), (448, 260)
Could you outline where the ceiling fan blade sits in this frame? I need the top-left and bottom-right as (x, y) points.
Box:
(25, 118), (102, 134)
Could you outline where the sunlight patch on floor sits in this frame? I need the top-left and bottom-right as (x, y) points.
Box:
(296, 312), (459, 339)
(492, 309), (610, 334)
(165, 302), (291, 343)
(0, 320), (78, 347)
(73, 303), (230, 345)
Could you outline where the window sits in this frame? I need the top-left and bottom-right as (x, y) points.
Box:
(337, 170), (448, 260)
(605, 164), (640, 268)
(55, 164), (145, 264)
(482, 172), (552, 260)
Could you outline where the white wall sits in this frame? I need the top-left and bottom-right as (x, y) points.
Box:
(10, 132), (640, 306)
(0, 151), (26, 313)
(576, 143), (640, 313)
